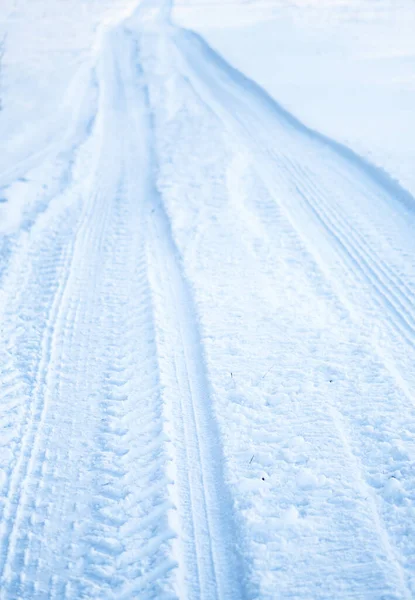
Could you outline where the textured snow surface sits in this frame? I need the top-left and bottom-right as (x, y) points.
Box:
(1, 0), (415, 598)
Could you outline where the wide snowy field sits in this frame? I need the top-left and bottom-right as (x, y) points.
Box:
(1, 0), (415, 598)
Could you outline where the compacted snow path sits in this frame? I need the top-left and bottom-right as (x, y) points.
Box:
(1, 1), (415, 598)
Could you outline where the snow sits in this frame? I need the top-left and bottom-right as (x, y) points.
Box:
(175, 0), (415, 196)
(1, 0), (415, 598)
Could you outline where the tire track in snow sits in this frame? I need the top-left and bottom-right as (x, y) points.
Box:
(77, 175), (176, 599)
(126, 19), (245, 596)
(172, 29), (415, 390)
(0, 213), (85, 590)
(146, 182), (244, 600)
(1, 23), (175, 599)
(0, 27), (120, 596)
(224, 139), (415, 599)
(278, 155), (415, 345)
(0, 162), (115, 596)
(0, 68), (117, 588)
(169, 28), (415, 597)
(0, 65), (100, 506)
(263, 145), (415, 403)
(4, 180), (117, 598)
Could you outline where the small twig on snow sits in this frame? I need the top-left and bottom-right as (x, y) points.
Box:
(261, 363), (275, 381)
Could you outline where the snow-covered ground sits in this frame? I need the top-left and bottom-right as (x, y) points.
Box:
(1, 0), (415, 598)
(175, 0), (415, 196)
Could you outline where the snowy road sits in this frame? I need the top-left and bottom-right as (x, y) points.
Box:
(1, 0), (415, 598)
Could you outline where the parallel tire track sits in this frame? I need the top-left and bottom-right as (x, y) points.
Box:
(279, 155), (415, 345)
(146, 188), (244, 600)
(0, 211), (83, 589)
(132, 23), (245, 598)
